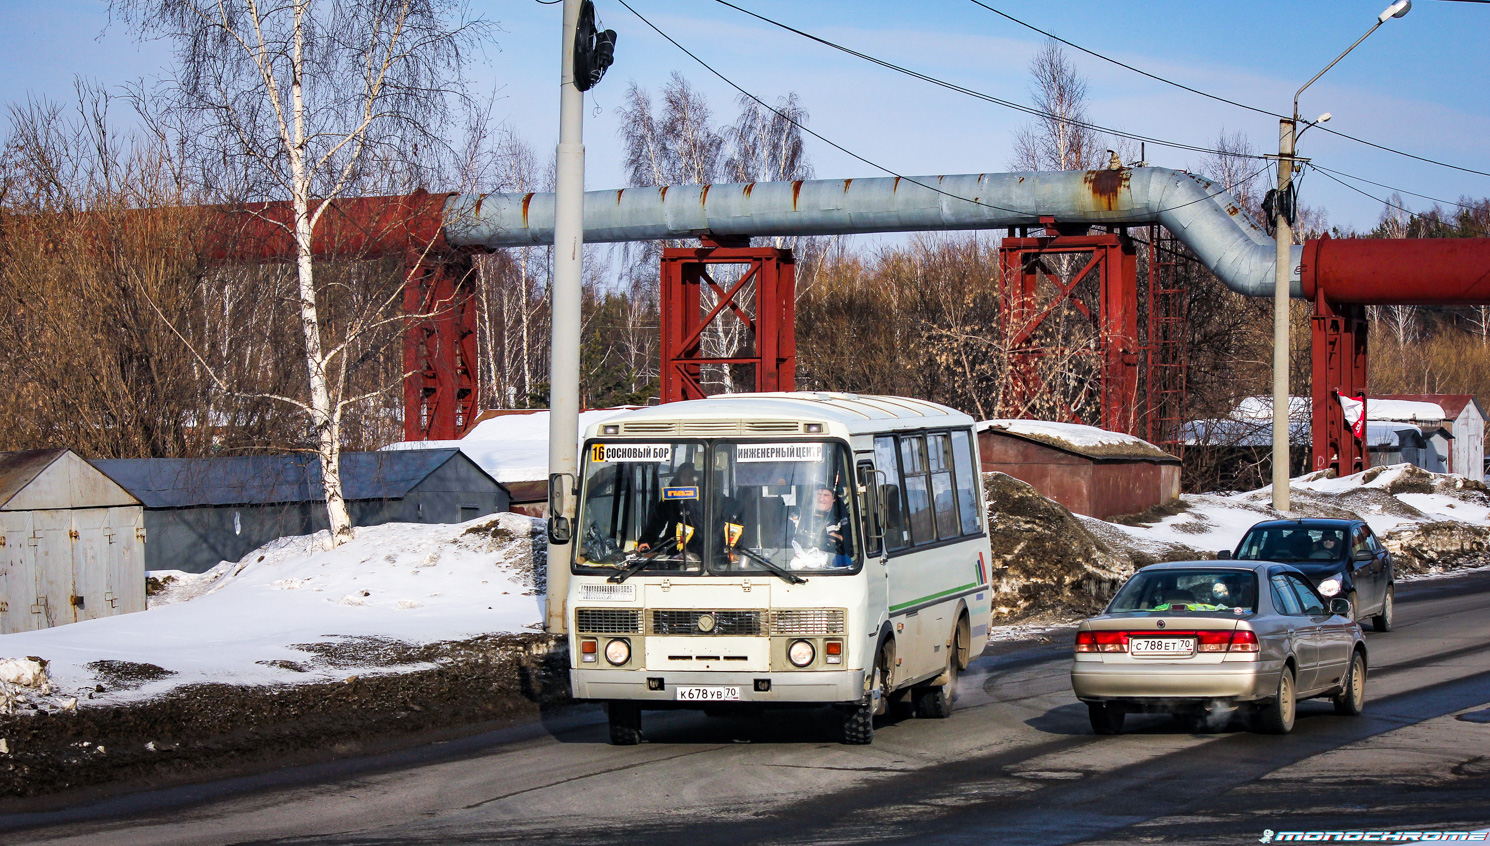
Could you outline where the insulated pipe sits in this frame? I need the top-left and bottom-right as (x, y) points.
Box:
(442, 166), (1307, 298)
(1302, 236), (1490, 305)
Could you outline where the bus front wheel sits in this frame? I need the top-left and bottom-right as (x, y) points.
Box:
(608, 701), (642, 745)
(842, 647), (890, 744)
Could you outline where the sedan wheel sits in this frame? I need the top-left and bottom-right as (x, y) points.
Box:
(1373, 584), (1394, 633)
(1333, 650), (1367, 716)
(1088, 702), (1125, 735)
(1257, 667), (1296, 735)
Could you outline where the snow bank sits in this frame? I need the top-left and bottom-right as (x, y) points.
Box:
(0, 513), (546, 706)
(383, 408), (631, 483)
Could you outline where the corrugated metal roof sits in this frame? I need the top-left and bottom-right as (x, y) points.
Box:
(0, 449), (67, 508)
(90, 449), (489, 508)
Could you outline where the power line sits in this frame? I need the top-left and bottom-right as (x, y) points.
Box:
(1311, 163), (1487, 213)
(709, 0), (1264, 161)
(965, 0), (1284, 121)
(962, 0), (1490, 180)
(1309, 165), (1490, 236)
(617, 0), (1274, 223)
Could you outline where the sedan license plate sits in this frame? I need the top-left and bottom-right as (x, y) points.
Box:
(1130, 637), (1194, 657)
(675, 685), (741, 702)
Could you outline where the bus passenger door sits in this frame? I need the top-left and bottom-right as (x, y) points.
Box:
(857, 457), (889, 644)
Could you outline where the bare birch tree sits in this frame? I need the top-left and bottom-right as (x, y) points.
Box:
(113, 0), (487, 545)
(1010, 40), (1103, 172)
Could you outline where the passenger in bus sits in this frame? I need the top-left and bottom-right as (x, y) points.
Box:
(637, 463), (703, 558)
(789, 484), (851, 567)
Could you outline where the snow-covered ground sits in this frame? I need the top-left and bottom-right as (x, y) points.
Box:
(0, 514), (545, 710)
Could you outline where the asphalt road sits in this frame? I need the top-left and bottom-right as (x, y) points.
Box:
(7, 570), (1490, 846)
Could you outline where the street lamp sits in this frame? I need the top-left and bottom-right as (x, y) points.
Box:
(1270, 0), (1411, 511)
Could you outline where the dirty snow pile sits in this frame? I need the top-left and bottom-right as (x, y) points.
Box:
(1095, 463), (1490, 576)
(0, 513), (546, 708)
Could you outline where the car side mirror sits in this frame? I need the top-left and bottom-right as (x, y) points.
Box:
(1330, 597), (1352, 617)
(1352, 549), (1372, 562)
(1216, 550), (1231, 560)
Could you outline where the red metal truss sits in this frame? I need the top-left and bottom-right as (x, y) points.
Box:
(660, 241), (796, 403)
(998, 233), (1140, 434)
(1311, 292), (1370, 476)
(403, 253), (479, 441)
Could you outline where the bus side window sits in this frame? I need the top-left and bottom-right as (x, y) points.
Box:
(899, 435), (935, 545)
(950, 429), (982, 536)
(874, 435), (910, 551)
(857, 460), (883, 557)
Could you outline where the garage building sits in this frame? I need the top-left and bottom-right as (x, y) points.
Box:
(92, 449), (509, 574)
(0, 449), (146, 633)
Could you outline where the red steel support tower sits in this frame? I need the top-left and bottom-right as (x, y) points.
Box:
(998, 231), (1140, 434)
(402, 253), (480, 441)
(1310, 292), (1370, 476)
(659, 238), (796, 403)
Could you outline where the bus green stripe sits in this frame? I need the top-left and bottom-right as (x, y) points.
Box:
(890, 582), (981, 613)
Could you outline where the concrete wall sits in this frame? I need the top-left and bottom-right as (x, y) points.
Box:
(976, 431), (1180, 520)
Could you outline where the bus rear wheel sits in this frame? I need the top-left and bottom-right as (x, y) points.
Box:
(608, 701), (642, 745)
(915, 614), (968, 719)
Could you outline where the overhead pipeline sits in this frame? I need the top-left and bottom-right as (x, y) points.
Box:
(442, 167), (1305, 299)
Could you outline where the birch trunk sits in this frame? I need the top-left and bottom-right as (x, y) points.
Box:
(288, 1), (353, 544)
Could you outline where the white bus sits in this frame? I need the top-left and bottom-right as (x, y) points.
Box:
(561, 392), (993, 744)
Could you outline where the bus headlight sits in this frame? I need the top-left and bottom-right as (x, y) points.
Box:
(604, 638), (632, 666)
(1318, 577), (1342, 597)
(788, 639), (816, 667)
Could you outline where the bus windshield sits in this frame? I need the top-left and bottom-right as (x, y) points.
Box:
(573, 439), (861, 577)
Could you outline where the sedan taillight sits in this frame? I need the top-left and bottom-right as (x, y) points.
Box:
(1196, 631), (1231, 652)
(1077, 629), (1260, 654)
(1075, 631), (1127, 652)
(1228, 630), (1260, 653)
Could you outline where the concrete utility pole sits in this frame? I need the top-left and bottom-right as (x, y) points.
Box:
(546, 0), (585, 635)
(1272, 117), (1295, 512)
(1272, 0), (1411, 512)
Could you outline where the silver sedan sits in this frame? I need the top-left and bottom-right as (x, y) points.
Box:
(1070, 561), (1368, 734)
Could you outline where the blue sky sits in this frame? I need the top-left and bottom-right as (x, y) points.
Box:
(3, 0), (1488, 232)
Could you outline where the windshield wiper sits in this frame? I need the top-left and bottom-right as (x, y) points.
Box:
(733, 546), (807, 585)
(607, 546), (675, 584)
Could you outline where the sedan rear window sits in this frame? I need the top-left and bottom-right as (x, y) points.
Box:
(1109, 570), (1259, 614)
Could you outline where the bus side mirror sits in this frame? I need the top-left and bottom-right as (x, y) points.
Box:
(547, 472), (575, 544)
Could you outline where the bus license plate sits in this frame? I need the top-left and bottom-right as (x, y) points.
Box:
(1130, 637), (1193, 656)
(675, 686), (741, 702)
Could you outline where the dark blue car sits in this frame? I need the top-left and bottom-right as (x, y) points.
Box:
(1222, 519), (1394, 632)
